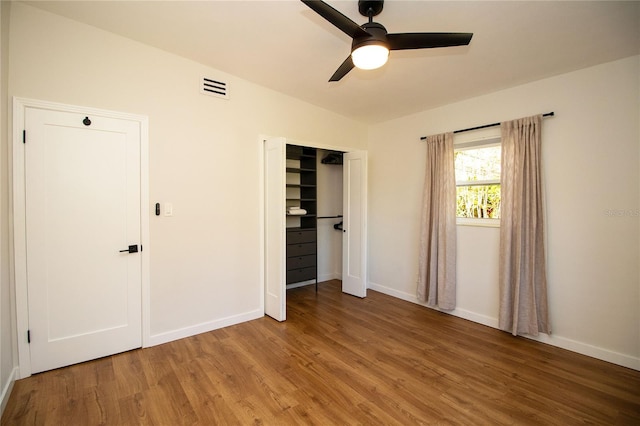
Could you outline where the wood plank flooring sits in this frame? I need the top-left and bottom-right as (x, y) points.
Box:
(3, 280), (639, 425)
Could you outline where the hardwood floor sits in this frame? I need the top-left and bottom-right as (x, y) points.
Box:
(3, 280), (639, 425)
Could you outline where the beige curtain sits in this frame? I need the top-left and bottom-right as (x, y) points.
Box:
(499, 115), (550, 336)
(417, 132), (456, 310)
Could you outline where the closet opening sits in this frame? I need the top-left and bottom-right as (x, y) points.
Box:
(286, 145), (344, 292)
(263, 136), (367, 322)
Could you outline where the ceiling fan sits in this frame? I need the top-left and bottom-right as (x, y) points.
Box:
(301, 0), (473, 82)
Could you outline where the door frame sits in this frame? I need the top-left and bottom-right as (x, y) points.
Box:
(12, 97), (150, 378)
(259, 136), (368, 320)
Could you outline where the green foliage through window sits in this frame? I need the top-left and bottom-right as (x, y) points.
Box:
(454, 145), (501, 219)
(456, 185), (501, 218)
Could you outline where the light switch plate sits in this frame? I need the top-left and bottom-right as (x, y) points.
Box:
(164, 203), (173, 216)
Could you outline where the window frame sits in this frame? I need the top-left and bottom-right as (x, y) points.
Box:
(454, 134), (501, 228)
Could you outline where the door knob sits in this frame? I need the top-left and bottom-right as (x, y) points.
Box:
(119, 245), (138, 253)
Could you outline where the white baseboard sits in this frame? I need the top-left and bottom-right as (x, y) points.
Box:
(525, 332), (640, 370)
(368, 281), (640, 371)
(0, 366), (18, 417)
(318, 272), (341, 282)
(147, 309), (263, 347)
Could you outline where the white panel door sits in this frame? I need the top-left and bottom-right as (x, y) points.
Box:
(264, 137), (286, 321)
(342, 151), (367, 298)
(25, 107), (142, 373)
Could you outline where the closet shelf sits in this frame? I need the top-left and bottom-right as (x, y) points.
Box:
(286, 184), (316, 188)
(286, 167), (315, 173)
(286, 226), (317, 232)
(286, 145), (317, 289)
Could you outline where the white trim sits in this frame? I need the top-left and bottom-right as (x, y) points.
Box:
(0, 367), (18, 416)
(526, 332), (640, 371)
(368, 280), (499, 328)
(148, 309), (263, 347)
(12, 97), (150, 378)
(140, 116), (151, 348)
(454, 137), (500, 150)
(368, 280), (640, 371)
(12, 99), (29, 379)
(456, 179), (500, 186)
(258, 135), (267, 316)
(456, 217), (500, 228)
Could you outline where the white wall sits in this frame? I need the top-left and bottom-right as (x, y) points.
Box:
(6, 2), (366, 351)
(368, 55), (640, 369)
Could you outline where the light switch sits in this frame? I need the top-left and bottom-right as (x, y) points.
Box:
(164, 203), (173, 217)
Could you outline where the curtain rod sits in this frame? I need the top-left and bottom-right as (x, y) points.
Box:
(420, 112), (554, 141)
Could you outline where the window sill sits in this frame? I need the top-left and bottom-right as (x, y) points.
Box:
(456, 218), (500, 228)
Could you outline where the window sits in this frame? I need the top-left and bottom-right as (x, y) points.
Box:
(454, 138), (501, 226)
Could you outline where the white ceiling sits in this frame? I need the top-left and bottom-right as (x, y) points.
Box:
(24, 0), (640, 124)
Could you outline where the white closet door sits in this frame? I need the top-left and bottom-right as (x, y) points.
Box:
(25, 106), (142, 373)
(264, 137), (287, 321)
(342, 150), (367, 298)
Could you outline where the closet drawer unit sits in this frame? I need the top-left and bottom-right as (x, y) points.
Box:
(287, 242), (315, 257)
(287, 254), (316, 270)
(287, 266), (316, 284)
(286, 229), (316, 244)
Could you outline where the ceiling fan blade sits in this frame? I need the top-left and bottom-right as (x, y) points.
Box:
(329, 56), (355, 82)
(301, 0), (370, 39)
(387, 32), (473, 50)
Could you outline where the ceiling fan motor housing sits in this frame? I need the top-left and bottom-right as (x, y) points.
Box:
(352, 21), (389, 51)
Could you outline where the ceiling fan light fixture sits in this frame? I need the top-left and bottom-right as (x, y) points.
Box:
(301, 0), (473, 81)
(351, 44), (389, 70)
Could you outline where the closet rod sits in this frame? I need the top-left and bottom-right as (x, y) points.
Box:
(420, 112), (554, 141)
(318, 215), (343, 219)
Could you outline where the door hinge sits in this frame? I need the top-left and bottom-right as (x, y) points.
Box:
(27, 330), (31, 343)
(23, 130), (26, 144)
